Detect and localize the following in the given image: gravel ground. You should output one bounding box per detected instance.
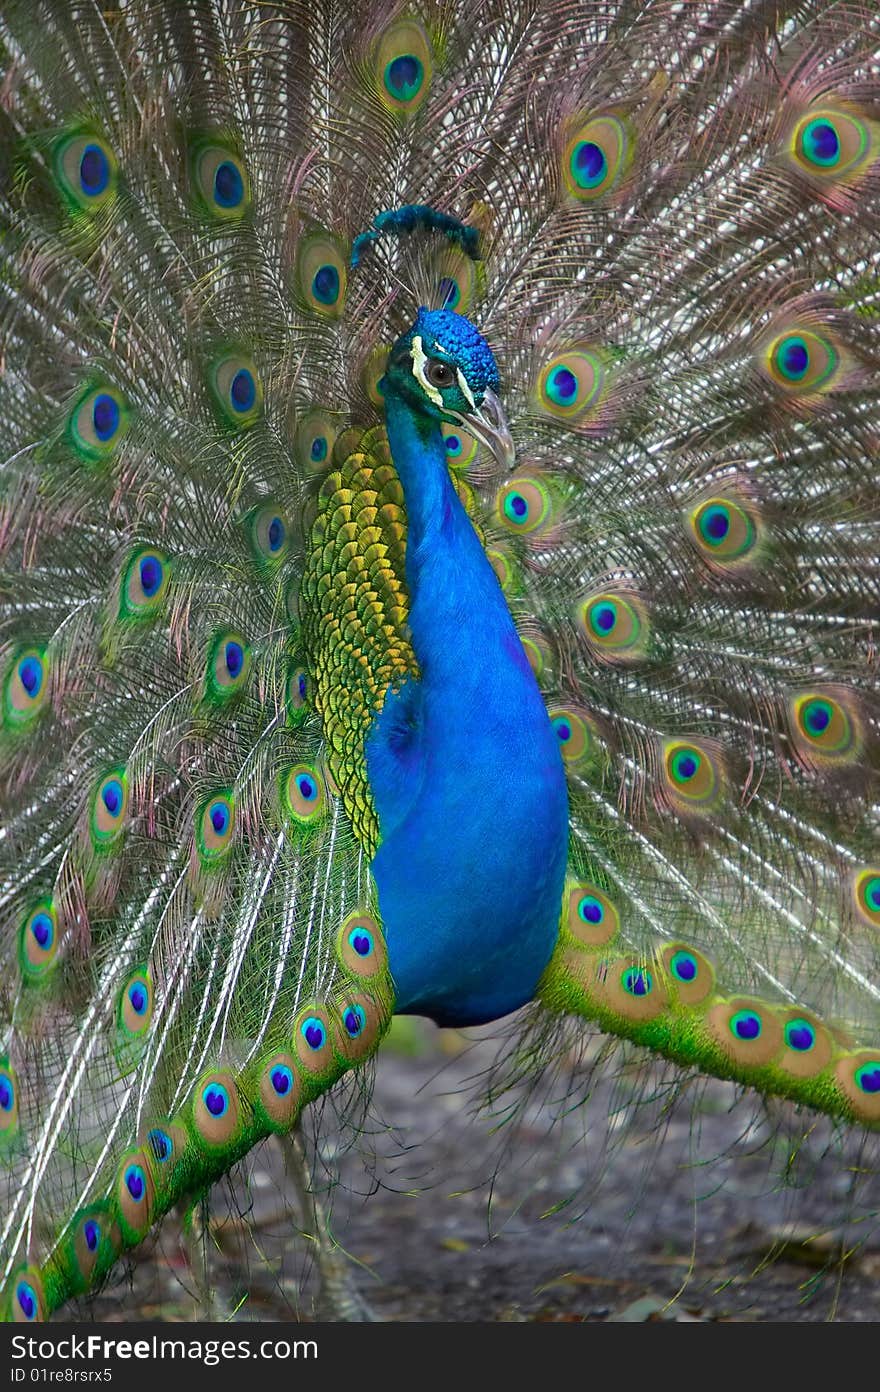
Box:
[75,1020,880,1323]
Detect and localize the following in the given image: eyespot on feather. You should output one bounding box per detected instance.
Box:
[296,233,348,317]
[90,766,129,848]
[293,1006,336,1078]
[852,868,880,929]
[688,495,759,565]
[659,944,715,1005]
[777,1009,833,1078]
[295,409,339,472]
[496,475,554,535]
[660,738,725,814]
[565,881,620,947]
[192,142,250,219]
[68,385,129,463]
[281,763,328,829]
[259,1052,303,1129]
[118,547,170,621]
[205,630,251,703]
[338,912,387,977]
[286,664,312,725]
[579,590,649,663]
[193,1071,241,1146]
[9,1268,46,1322]
[196,791,236,864]
[592,956,669,1021]
[115,1148,155,1238]
[69,1205,118,1291]
[209,353,263,429]
[247,505,289,566]
[19,899,59,979]
[784,106,878,184]
[549,707,602,769]
[835,1052,880,1124]
[117,969,153,1038]
[375,19,433,115]
[761,326,841,395]
[536,348,607,422]
[53,129,117,211]
[441,421,480,471]
[706,997,783,1067]
[3,647,49,729]
[332,992,385,1064]
[562,113,633,201]
[787,688,862,765]
[0,1060,20,1144]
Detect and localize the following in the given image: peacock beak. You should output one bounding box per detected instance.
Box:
[465,389,516,470]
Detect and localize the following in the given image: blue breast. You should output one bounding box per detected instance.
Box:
[367,400,569,1026]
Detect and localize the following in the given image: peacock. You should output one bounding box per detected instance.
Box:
[1,0,879,1324]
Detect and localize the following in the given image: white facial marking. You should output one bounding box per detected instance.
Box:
[411,335,444,408]
[455,367,476,411]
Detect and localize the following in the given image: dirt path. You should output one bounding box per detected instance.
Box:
[81,1022,880,1323]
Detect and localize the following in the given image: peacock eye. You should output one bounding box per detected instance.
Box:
[425,359,455,388]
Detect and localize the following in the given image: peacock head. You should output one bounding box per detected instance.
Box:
[382,307,515,467]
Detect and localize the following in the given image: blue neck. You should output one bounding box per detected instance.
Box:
[367,393,569,1026]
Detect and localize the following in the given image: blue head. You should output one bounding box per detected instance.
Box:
[381,308,513,466]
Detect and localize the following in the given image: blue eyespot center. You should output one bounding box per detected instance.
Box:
[268,516,285,551]
[385,53,424,100]
[702,505,730,542]
[438,276,459,309]
[18,656,43,697]
[139,556,162,596]
[622,967,652,997]
[593,603,616,633]
[344,1004,367,1037]
[553,718,572,744]
[214,159,244,208]
[0,1074,14,1110]
[16,1282,38,1320]
[80,144,110,196]
[302,1017,326,1051]
[128,981,148,1015]
[297,673,307,700]
[731,1010,762,1042]
[83,1219,100,1252]
[30,912,54,950]
[271,1065,292,1096]
[225,641,244,679]
[803,699,831,735]
[670,951,697,982]
[203,1084,229,1118]
[778,336,809,381]
[210,802,230,836]
[350,929,374,957]
[578,895,603,925]
[125,1165,145,1201]
[230,369,256,412]
[856,1063,880,1095]
[148,1129,172,1162]
[803,118,840,167]
[573,140,607,188]
[101,779,123,815]
[785,1020,815,1052]
[547,365,578,403]
[312,264,340,306]
[296,774,316,801]
[92,393,120,442]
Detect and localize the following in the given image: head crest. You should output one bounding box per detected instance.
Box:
[351,204,481,268]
